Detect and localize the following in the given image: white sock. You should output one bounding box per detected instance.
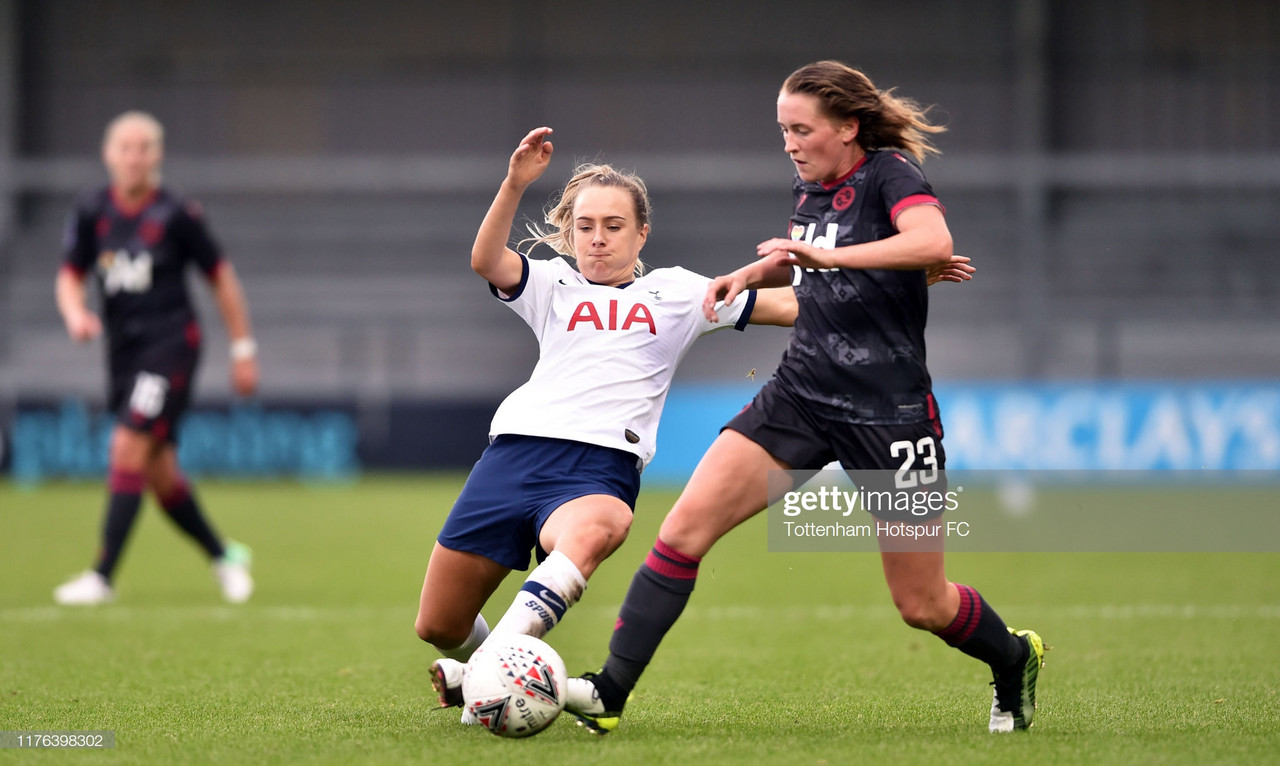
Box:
[490,550,587,638]
[439,613,490,661]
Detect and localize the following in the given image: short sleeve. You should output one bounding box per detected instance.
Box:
[664,267,756,337]
[60,201,97,275]
[877,152,943,225]
[490,256,572,337]
[172,199,224,277]
[700,287,756,336]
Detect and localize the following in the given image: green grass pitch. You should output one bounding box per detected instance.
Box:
[3,476,1278,764]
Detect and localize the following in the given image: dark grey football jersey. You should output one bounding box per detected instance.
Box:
[773,150,942,424]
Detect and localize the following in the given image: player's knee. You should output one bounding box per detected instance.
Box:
[108,428,151,472]
[657,509,714,559]
[893,594,949,632]
[576,510,633,560]
[599,508,633,547]
[414,612,471,648]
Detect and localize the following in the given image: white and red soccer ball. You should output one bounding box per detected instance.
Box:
[462,635,567,738]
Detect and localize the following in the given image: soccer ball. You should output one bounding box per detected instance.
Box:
[462,635,567,738]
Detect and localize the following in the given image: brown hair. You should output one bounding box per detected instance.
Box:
[523,163,651,276]
[781,60,945,162]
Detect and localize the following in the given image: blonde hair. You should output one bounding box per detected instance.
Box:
[523,163,651,277]
[103,110,165,150]
[782,60,945,162]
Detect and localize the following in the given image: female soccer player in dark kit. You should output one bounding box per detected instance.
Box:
[54,111,257,606]
[565,61,1042,735]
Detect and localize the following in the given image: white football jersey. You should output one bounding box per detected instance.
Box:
[489,255,756,468]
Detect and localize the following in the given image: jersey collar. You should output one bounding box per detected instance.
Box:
[819,154,869,191]
[584,277,635,289]
[109,186,159,218]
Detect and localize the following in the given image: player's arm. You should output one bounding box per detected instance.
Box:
[55,266,102,342]
[757,204,953,271]
[473,127,554,294]
[209,262,259,397]
[747,287,797,327]
[701,257,793,321]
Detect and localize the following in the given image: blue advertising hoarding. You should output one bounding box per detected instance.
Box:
[644,382,1280,484]
[3,383,1278,484]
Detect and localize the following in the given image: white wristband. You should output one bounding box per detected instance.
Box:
[230,337,258,361]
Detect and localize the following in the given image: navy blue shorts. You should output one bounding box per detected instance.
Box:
[436,434,642,571]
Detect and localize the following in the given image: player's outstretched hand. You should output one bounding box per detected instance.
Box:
[64,309,102,342]
[702,273,749,322]
[756,237,837,270]
[926,254,975,286]
[232,357,259,397]
[507,127,554,189]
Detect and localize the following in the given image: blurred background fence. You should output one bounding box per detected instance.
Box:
[2,0,1278,481]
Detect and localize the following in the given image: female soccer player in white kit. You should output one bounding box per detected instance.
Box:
[414,127,803,714]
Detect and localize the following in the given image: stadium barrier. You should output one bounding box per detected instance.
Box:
[0,398,495,484]
[644,381,1280,483]
[3,382,1278,484]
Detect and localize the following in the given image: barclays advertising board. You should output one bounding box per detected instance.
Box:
[644,382,1280,483]
[938,383,1280,471]
[3,384,1278,483]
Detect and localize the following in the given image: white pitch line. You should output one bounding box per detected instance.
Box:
[2,603,1279,623]
[0,605,408,623]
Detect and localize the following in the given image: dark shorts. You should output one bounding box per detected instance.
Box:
[725,381,948,520]
[437,434,642,571]
[108,328,200,445]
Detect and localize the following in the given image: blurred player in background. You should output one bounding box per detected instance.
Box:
[415,126,803,719]
[565,61,1041,735]
[52,111,258,606]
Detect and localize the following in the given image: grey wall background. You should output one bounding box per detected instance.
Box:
[2,0,1278,407]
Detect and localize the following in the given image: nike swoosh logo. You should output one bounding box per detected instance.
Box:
[538,588,566,611]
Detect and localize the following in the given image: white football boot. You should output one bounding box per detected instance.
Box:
[214,542,254,604]
[53,571,114,606]
[430,658,479,724]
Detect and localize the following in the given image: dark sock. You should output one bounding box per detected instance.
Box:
[934,583,1024,673]
[93,469,146,582]
[598,538,700,708]
[159,480,226,560]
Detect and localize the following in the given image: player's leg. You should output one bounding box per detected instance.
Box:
[101,425,152,570]
[422,435,575,657]
[56,347,193,605]
[569,429,788,732]
[147,444,254,602]
[54,425,152,605]
[480,436,642,643]
[538,493,633,579]
[148,444,224,559]
[420,436,557,712]
[845,418,1045,732]
[878,543,1044,731]
[416,543,510,652]
[140,341,229,559]
[483,493,631,641]
[416,543,510,708]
